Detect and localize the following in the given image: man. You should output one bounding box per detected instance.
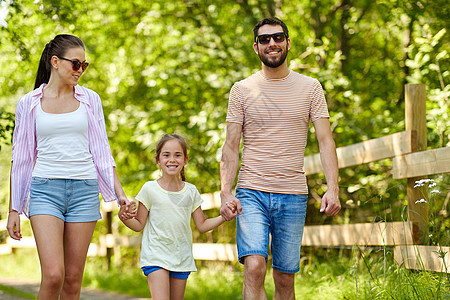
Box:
[220,17,341,300]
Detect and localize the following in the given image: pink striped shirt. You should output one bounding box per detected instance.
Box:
[226,70,329,194]
[11,84,118,216]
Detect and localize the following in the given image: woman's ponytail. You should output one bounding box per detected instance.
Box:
[34,43,51,89]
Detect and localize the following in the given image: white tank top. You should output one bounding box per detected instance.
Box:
[32,101,98,179]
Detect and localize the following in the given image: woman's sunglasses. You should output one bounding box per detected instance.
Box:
[57,56,89,72]
[256,32,286,45]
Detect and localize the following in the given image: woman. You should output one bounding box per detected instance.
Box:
[6,34,133,299]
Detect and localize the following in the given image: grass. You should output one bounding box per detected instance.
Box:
[0,284,35,299]
[0,247,448,299]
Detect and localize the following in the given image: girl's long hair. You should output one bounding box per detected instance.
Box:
[34,34,85,89]
[155,134,188,181]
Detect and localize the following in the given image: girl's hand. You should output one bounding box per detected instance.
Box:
[226,201,237,213]
[220,192,242,221]
[128,201,137,215]
[118,201,129,221]
[119,199,137,221]
[6,211,22,240]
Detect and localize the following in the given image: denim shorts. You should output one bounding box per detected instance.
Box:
[29,177,101,222]
[236,188,308,274]
[141,266,191,280]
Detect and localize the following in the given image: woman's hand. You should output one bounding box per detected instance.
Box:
[6,210,22,240]
[118,198,137,221]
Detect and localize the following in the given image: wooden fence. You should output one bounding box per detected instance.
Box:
[1,84,449,273]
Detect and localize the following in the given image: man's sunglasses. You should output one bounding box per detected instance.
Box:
[57,56,89,72]
[256,32,286,45]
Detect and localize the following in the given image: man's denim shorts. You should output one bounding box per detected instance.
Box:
[29,177,101,222]
[236,188,308,274]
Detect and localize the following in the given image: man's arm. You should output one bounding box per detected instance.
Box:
[220,122,243,220]
[313,118,341,216]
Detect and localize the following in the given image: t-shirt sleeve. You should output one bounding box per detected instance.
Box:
[135,182,152,211]
[226,83,244,124]
[191,186,203,213]
[310,80,330,122]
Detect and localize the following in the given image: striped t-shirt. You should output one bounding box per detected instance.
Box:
[226,70,329,194]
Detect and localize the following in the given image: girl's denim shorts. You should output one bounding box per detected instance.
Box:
[141,266,191,280]
[29,177,101,222]
[236,188,308,274]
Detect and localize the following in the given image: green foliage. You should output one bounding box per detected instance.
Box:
[0,284,35,299]
[413,177,450,246]
[82,258,150,297]
[0,111,14,151]
[298,247,450,300]
[0,248,40,281]
[3,246,449,299]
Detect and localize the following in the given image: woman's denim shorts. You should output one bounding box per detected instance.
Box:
[236,188,308,274]
[29,177,101,222]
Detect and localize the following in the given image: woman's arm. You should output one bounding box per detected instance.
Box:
[113,167,128,204]
[113,167,137,218]
[192,207,225,233]
[7,163,21,240]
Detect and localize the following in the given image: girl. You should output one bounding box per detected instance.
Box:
[119,134,226,300]
[6,34,134,299]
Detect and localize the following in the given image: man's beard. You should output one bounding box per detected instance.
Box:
[258,46,288,68]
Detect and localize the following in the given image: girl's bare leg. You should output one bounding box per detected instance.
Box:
[148,268,171,300]
[169,277,187,300]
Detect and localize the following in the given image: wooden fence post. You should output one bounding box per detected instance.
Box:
[405,83,429,244]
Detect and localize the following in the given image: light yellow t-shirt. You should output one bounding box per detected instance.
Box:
[136,180,203,272]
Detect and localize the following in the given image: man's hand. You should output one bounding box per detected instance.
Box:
[6,211,22,240]
[319,189,341,216]
[220,192,242,221]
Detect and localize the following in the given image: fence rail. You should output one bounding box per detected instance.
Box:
[392,146,450,179]
[304,130,415,175]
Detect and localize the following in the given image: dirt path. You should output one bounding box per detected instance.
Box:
[0,277,150,300]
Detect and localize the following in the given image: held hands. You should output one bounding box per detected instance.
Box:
[6,210,22,240]
[118,198,137,222]
[319,189,341,216]
[226,201,237,212]
[220,192,242,221]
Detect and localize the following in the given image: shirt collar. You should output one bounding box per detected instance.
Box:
[29,84,89,112]
[73,85,90,106]
[29,84,45,112]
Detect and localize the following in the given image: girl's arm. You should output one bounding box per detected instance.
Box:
[119,201,149,232]
[192,207,225,233]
